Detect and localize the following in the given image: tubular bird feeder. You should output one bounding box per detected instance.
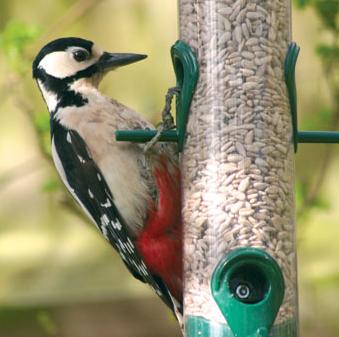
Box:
[179,1,297,336]
[116,0,339,336]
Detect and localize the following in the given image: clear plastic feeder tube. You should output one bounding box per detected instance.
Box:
[179,0,298,336]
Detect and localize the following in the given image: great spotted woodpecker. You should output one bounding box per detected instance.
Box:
[32,37,182,319]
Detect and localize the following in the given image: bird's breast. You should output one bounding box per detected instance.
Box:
[96,145,152,235]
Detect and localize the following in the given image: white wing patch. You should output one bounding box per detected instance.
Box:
[51,136,98,228]
[100,214,109,225]
[111,220,122,231]
[66,132,72,144]
[118,239,127,252]
[126,238,135,253]
[140,262,148,276]
[88,189,94,199]
[77,155,86,163]
[101,198,112,208]
[100,213,111,240]
[52,136,125,249]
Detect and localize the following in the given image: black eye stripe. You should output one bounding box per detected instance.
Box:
[73,50,90,62]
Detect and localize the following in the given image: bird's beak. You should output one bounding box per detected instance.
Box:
[97,52,147,71]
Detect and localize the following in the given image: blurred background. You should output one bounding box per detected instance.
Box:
[0,0,338,336]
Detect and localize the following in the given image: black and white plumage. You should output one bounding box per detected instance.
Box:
[32,37,182,320]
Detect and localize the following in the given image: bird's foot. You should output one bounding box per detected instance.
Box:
[143,87,179,153]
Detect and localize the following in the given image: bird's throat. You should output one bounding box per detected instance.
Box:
[38,78,88,115]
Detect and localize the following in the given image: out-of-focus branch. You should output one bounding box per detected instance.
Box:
[7,76,52,162]
[59,194,92,224]
[0,158,42,190]
[30,0,106,53]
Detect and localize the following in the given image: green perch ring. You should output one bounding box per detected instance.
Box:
[115,40,199,152]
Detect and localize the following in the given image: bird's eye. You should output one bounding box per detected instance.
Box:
[73,50,90,62]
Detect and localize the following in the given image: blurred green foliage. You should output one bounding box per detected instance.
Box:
[0,21,41,74]
[293,0,338,219]
[295,0,338,30]
[33,112,53,159]
[36,311,57,336]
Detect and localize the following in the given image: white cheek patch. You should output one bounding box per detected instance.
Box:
[39,50,98,79]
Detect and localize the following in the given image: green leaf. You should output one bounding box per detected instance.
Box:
[314,0,338,30]
[41,178,60,193]
[294,0,312,9]
[316,43,339,61]
[294,0,338,31]
[34,113,50,133]
[0,21,41,73]
[36,311,57,336]
[311,195,330,210]
[295,180,307,209]
[316,107,331,122]
[301,107,333,130]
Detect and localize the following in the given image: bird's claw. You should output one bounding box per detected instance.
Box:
[143,86,180,153]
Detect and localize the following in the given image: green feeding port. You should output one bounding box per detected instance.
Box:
[185,248,285,337]
[115,40,199,152]
[210,248,285,337]
[228,263,269,305]
[185,248,290,337]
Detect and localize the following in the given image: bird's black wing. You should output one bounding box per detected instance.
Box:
[50,120,180,314]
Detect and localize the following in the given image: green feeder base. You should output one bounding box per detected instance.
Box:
[210,248,285,337]
[185,316,297,337]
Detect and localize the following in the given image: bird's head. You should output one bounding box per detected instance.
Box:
[32,37,147,111]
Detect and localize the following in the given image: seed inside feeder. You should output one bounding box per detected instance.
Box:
[179,0,297,332]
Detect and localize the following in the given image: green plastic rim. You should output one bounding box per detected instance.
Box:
[171,40,199,151]
[210,248,285,337]
[185,315,297,337]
